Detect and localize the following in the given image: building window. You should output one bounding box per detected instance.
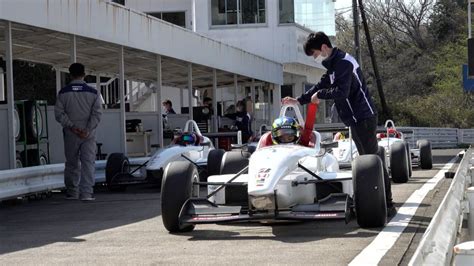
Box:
[279,0,295,24]
[112,0,125,5]
[211,0,266,26]
[148,12,186,28]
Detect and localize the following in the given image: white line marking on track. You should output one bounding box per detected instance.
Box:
[349,155,459,266]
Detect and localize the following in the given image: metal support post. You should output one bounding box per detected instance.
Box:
[272,84,281,122]
[156,55,164,148]
[188,63,193,121]
[234,74,238,104]
[212,69,218,132]
[5,21,16,169]
[119,46,127,154]
[56,68,62,93]
[251,79,256,135]
[70,35,77,63]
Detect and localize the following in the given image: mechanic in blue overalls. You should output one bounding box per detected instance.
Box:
[55,63,102,201]
[282,32,394,215]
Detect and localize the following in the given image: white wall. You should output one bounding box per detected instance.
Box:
[125,0,332,69]
[194,0,329,69]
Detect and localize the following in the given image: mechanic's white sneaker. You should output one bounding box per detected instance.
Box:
[80,195,95,201]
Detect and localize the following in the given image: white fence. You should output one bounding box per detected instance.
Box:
[398,127,462,149]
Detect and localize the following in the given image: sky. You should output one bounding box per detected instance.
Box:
[335,0,354,13]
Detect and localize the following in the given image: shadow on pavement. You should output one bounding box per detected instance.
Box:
[0,184,161,255]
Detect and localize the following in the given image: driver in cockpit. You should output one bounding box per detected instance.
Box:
[271,116,301,144]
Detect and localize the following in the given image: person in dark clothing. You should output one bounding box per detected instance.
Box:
[226,100,253,143]
[282,32,394,214]
[162,99,176,114]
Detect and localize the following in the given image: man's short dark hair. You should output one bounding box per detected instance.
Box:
[203,97,212,103]
[303,32,332,56]
[163,99,172,107]
[69,63,85,78]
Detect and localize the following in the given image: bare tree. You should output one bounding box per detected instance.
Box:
[365,0,435,50]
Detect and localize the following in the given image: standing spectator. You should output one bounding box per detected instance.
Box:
[203,97,213,108]
[162,99,176,114]
[226,100,253,142]
[55,63,102,201]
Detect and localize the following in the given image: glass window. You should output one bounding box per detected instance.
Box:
[147,12,186,28]
[279,0,295,24]
[211,0,265,26]
[294,0,335,34]
[241,0,257,24]
[162,12,186,28]
[112,0,125,5]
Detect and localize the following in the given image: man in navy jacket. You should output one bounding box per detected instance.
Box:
[283,32,394,213]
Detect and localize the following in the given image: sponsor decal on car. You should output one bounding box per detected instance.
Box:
[256,168,271,186]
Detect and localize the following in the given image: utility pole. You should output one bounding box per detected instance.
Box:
[358,0,391,119]
[352,0,361,64]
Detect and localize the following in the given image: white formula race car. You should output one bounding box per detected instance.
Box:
[331,120,433,184]
[376,120,432,183]
[160,103,389,233]
[105,120,225,191]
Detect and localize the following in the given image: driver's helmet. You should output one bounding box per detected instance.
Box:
[176,132,196,146]
[387,128,399,138]
[333,132,345,141]
[271,116,301,144]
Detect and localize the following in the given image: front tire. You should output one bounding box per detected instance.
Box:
[220,151,250,174]
[161,161,199,233]
[105,153,129,192]
[390,142,409,183]
[206,149,225,180]
[418,140,432,169]
[353,155,387,228]
[404,141,413,177]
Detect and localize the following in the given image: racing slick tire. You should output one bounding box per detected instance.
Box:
[161,161,199,233]
[206,149,226,180]
[390,142,409,183]
[105,153,129,192]
[418,139,433,169]
[353,155,387,228]
[376,146,386,170]
[220,151,250,175]
[404,141,413,177]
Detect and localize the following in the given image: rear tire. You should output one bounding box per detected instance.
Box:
[20,149,48,166]
[376,146,386,170]
[13,107,20,141]
[105,153,129,192]
[390,142,409,183]
[418,140,432,169]
[353,155,387,228]
[206,149,225,180]
[16,151,23,168]
[220,151,249,175]
[161,161,199,233]
[404,141,413,177]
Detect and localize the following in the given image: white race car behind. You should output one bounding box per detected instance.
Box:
[331,120,433,183]
[105,120,225,191]
[160,103,390,233]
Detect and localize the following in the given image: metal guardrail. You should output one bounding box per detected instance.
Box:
[0,158,148,201]
[409,148,473,265]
